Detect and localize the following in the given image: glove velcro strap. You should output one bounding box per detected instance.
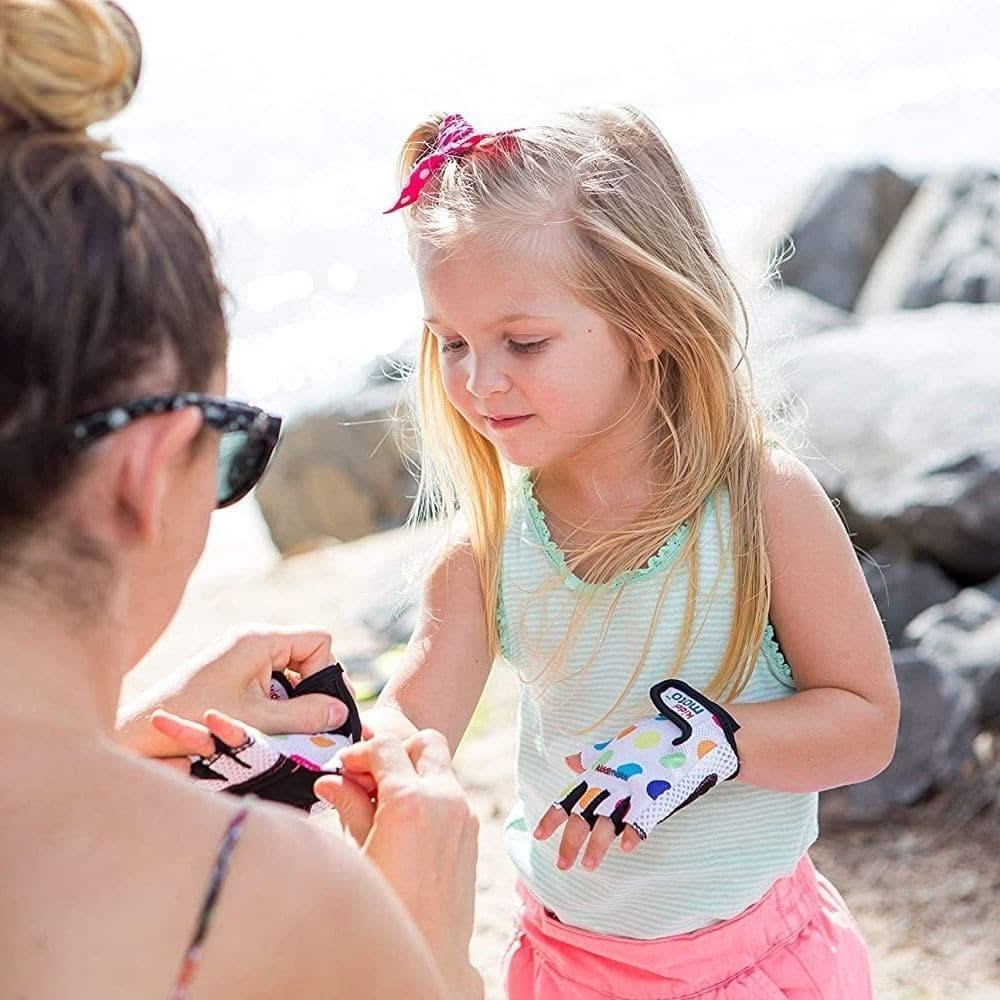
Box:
[648,678,741,778]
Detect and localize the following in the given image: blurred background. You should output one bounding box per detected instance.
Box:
[117,0,1000,413]
[114,0,1000,580]
[123,5,1000,996]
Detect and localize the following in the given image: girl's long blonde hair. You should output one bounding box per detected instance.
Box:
[397,106,771,707]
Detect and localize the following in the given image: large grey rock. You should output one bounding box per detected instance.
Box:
[861,547,958,647]
[775,305,1000,579]
[857,169,1000,314]
[256,378,416,552]
[904,588,1000,729]
[832,649,978,820]
[774,165,918,311]
[982,574,1000,602]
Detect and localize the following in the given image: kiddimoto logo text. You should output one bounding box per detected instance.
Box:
[596,764,635,782]
[669,691,705,718]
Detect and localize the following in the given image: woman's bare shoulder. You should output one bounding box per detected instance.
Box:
[181,793,446,999]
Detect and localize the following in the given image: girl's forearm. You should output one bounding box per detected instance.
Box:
[722,688,898,793]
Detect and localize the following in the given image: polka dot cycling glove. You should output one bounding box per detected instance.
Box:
[188,662,362,815]
[556,679,741,841]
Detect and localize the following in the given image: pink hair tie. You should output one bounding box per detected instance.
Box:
[384,113,520,214]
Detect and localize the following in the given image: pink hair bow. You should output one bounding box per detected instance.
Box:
[384,113,520,214]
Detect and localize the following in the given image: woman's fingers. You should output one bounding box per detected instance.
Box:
[150,710,215,756]
[403,729,453,776]
[256,690,347,736]
[314,774,376,846]
[338,734,416,787]
[265,628,335,678]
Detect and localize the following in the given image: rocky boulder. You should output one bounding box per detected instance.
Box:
[256,377,416,553]
[830,649,978,820]
[904,588,1000,729]
[771,165,918,311]
[861,546,958,648]
[774,304,1000,580]
[857,169,1000,314]
[749,285,853,350]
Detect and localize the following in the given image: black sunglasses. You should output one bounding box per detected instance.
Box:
[66,394,282,509]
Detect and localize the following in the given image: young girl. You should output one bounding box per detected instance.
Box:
[370,107,899,998]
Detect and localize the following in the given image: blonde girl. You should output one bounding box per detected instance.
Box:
[369,108,898,998]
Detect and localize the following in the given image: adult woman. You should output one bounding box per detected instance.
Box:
[0,1,480,996]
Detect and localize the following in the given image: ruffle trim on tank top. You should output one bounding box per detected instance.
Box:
[761,620,796,688]
[521,474,698,592]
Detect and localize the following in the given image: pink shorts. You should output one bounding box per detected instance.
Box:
[503,854,872,999]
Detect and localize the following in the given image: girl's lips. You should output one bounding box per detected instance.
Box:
[485,414,532,430]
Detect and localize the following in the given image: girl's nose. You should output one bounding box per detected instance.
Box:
[464,354,510,398]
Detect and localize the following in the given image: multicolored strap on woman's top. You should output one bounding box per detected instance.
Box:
[169,805,249,999]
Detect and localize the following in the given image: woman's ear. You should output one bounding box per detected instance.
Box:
[109,407,205,547]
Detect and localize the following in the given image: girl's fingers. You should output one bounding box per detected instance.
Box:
[202,709,252,748]
[621,826,643,854]
[533,803,570,841]
[159,756,198,775]
[150,710,215,756]
[581,818,618,871]
[564,752,585,775]
[556,814,591,871]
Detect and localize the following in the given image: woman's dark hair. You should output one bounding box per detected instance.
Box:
[0,0,227,555]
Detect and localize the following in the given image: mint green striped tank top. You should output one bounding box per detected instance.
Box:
[499,475,818,938]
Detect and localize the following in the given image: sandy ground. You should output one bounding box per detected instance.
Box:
[135,523,1000,1000]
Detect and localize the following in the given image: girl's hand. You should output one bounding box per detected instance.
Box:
[534,679,741,871]
[117,627,351,756]
[533,754,643,871]
[316,731,481,996]
[150,708,378,841]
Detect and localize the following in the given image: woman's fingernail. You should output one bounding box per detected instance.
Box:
[327,702,348,728]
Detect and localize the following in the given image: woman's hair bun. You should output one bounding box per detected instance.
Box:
[0,0,141,133]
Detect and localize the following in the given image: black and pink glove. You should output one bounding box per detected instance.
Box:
[188,663,362,814]
[556,679,741,840]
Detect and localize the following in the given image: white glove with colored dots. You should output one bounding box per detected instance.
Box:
[555,679,741,840]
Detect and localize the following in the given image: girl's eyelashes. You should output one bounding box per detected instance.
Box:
[438,337,549,356]
[508,338,549,354]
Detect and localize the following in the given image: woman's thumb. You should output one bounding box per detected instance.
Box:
[259,693,348,735]
[315,775,375,845]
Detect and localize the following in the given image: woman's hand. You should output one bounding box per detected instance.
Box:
[316,732,482,997]
[151,715,480,996]
[117,627,350,757]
